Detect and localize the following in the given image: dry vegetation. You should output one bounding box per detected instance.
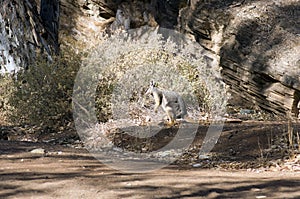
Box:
[0,27,299,172]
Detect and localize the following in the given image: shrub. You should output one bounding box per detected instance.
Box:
[1,50,81,128]
[0,74,14,125]
[74,27,228,125]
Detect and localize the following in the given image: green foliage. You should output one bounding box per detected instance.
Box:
[1,51,81,127]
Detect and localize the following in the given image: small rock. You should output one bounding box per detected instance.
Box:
[255,196,267,199]
[240,109,254,114]
[251,188,261,192]
[199,154,210,159]
[192,163,202,168]
[30,148,45,154]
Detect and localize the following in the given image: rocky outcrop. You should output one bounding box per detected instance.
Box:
[180,0,300,117]
[59,0,184,49]
[0,0,59,73]
[64,0,299,117]
[99,0,185,29]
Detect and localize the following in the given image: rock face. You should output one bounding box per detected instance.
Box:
[180,0,300,117]
[40,0,60,54]
[0,0,59,73]
[63,0,300,117]
[59,0,184,50]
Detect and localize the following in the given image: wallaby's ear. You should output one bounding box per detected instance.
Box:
[150,80,158,87]
[150,80,155,87]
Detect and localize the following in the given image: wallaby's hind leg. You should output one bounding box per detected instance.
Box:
[165,107,176,126]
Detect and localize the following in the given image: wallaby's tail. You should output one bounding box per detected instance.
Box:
[176,96,187,119]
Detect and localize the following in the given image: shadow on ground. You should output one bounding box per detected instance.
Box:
[0,121,300,198]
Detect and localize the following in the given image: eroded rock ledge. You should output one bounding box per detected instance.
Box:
[180,0,300,117]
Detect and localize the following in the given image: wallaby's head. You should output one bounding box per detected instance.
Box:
[145,80,158,95]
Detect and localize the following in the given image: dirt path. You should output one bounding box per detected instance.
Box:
[0,140,299,199]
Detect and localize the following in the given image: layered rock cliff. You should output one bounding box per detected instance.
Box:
[180,0,300,117]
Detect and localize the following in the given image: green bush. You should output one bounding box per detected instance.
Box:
[1,51,81,128]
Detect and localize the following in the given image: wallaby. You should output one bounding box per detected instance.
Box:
[145,81,187,125]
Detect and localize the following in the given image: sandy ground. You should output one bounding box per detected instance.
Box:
[0,138,299,199]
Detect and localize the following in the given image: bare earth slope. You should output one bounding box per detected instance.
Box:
[0,141,299,199]
[1,121,300,198]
